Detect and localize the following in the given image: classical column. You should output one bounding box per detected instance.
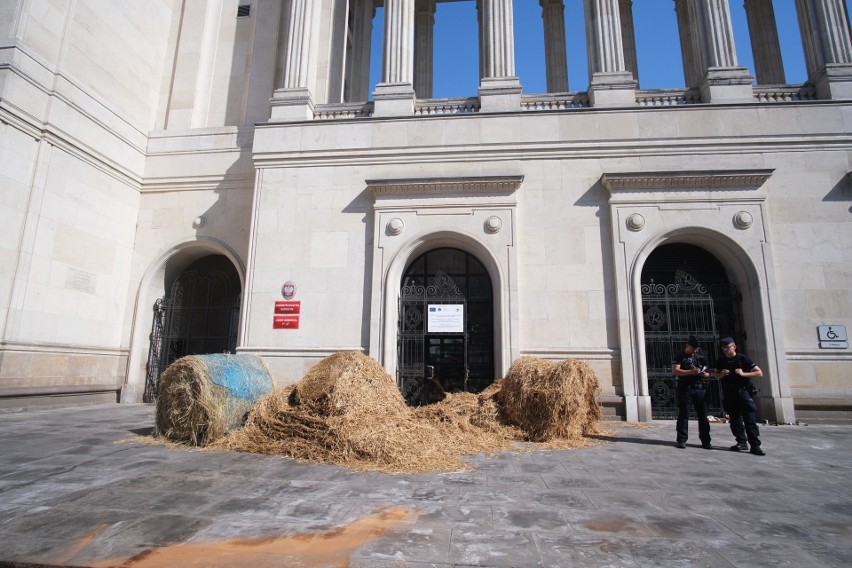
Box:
[344,1,375,103]
[270,0,320,120]
[414,0,436,98]
[478,0,522,111]
[744,0,785,84]
[541,0,569,93]
[795,0,852,99]
[327,0,350,104]
[373,0,416,116]
[584,0,637,106]
[675,0,702,88]
[619,0,639,87]
[680,0,754,103]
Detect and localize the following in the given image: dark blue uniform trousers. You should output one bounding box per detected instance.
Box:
[725,387,761,447]
[676,385,711,445]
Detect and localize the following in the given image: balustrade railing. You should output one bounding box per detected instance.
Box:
[753,84,816,102]
[313,102,374,119]
[521,92,588,110]
[310,83,819,120]
[414,97,480,115]
[636,88,701,106]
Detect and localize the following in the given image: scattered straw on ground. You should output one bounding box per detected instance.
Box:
[184,352,603,474]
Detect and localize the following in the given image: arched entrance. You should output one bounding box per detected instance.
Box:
[143,255,241,402]
[397,248,494,405]
[641,243,744,419]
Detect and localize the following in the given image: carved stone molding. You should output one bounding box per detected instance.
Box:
[626,213,645,231]
[386,217,405,235]
[601,170,773,193]
[368,175,524,198]
[484,216,503,233]
[733,211,753,229]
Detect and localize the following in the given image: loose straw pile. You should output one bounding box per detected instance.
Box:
[209,352,602,473]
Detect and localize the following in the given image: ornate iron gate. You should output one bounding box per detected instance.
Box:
[397,249,494,405]
[143,258,240,403]
[642,269,741,419]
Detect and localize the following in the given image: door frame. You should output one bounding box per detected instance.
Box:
[603,169,795,423]
[397,249,495,403]
[367,176,522,384]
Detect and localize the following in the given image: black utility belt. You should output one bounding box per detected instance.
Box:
[678,377,706,389]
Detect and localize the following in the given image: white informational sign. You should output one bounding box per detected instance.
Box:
[818,325,848,349]
[427,304,464,333]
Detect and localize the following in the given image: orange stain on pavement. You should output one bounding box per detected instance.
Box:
[55,523,109,565]
[86,507,416,568]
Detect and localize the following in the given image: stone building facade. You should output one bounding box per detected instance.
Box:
[1,0,850,423]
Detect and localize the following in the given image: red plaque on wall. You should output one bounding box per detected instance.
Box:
[273,315,300,329]
[274,301,301,314]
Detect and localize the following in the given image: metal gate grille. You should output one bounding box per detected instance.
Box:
[642,270,741,419]
[398,249,494,405]
[143,260,240,403]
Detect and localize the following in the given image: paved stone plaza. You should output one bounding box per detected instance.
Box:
[0,403,849,567]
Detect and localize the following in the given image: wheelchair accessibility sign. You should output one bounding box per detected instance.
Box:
[818,325,848,349]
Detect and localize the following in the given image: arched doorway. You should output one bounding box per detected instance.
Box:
[397,248,494,405]
[641,243,744,419]
[143,255,241,402]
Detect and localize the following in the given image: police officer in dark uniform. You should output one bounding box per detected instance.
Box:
[713,337,765,456]
[672,335,712,449]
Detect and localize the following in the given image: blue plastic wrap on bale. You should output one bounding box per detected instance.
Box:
[197,354,273,403]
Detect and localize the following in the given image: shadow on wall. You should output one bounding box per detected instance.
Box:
[574,177,618,347]
[823,172,852,213]
[344,187,375,352]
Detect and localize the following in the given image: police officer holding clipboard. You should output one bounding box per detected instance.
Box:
[672,335,712,449]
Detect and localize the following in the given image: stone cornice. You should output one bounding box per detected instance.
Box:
[141,174,255,193]
[367,175,524,198]
[601,170,774,193]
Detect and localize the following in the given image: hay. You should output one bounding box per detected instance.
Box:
[293,351,409,417]
[497,356,602,442]
[213,352,493,472]
[209,352,603,474]
[155,354,274,447]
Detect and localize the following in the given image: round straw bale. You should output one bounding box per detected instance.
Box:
[293,351,408,417]
[155,353,274,446]
[498,356,601,442]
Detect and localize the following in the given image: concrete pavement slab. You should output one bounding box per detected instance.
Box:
[0,403,850,567]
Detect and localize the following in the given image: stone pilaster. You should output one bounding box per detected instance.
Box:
[744,0,786,84]
[541,0,569,93]
[190,0,223,128]
[414,0,436,99]
[584,0,637,107]
[478,0,522,112]
[374,0,416,116]
[270,0,319,121]
[795,0,852,99]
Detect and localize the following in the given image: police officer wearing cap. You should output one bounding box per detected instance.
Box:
[713,337,765,456]
[672,335,712,449]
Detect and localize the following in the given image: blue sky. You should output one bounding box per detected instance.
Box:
[369,0,852,98]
